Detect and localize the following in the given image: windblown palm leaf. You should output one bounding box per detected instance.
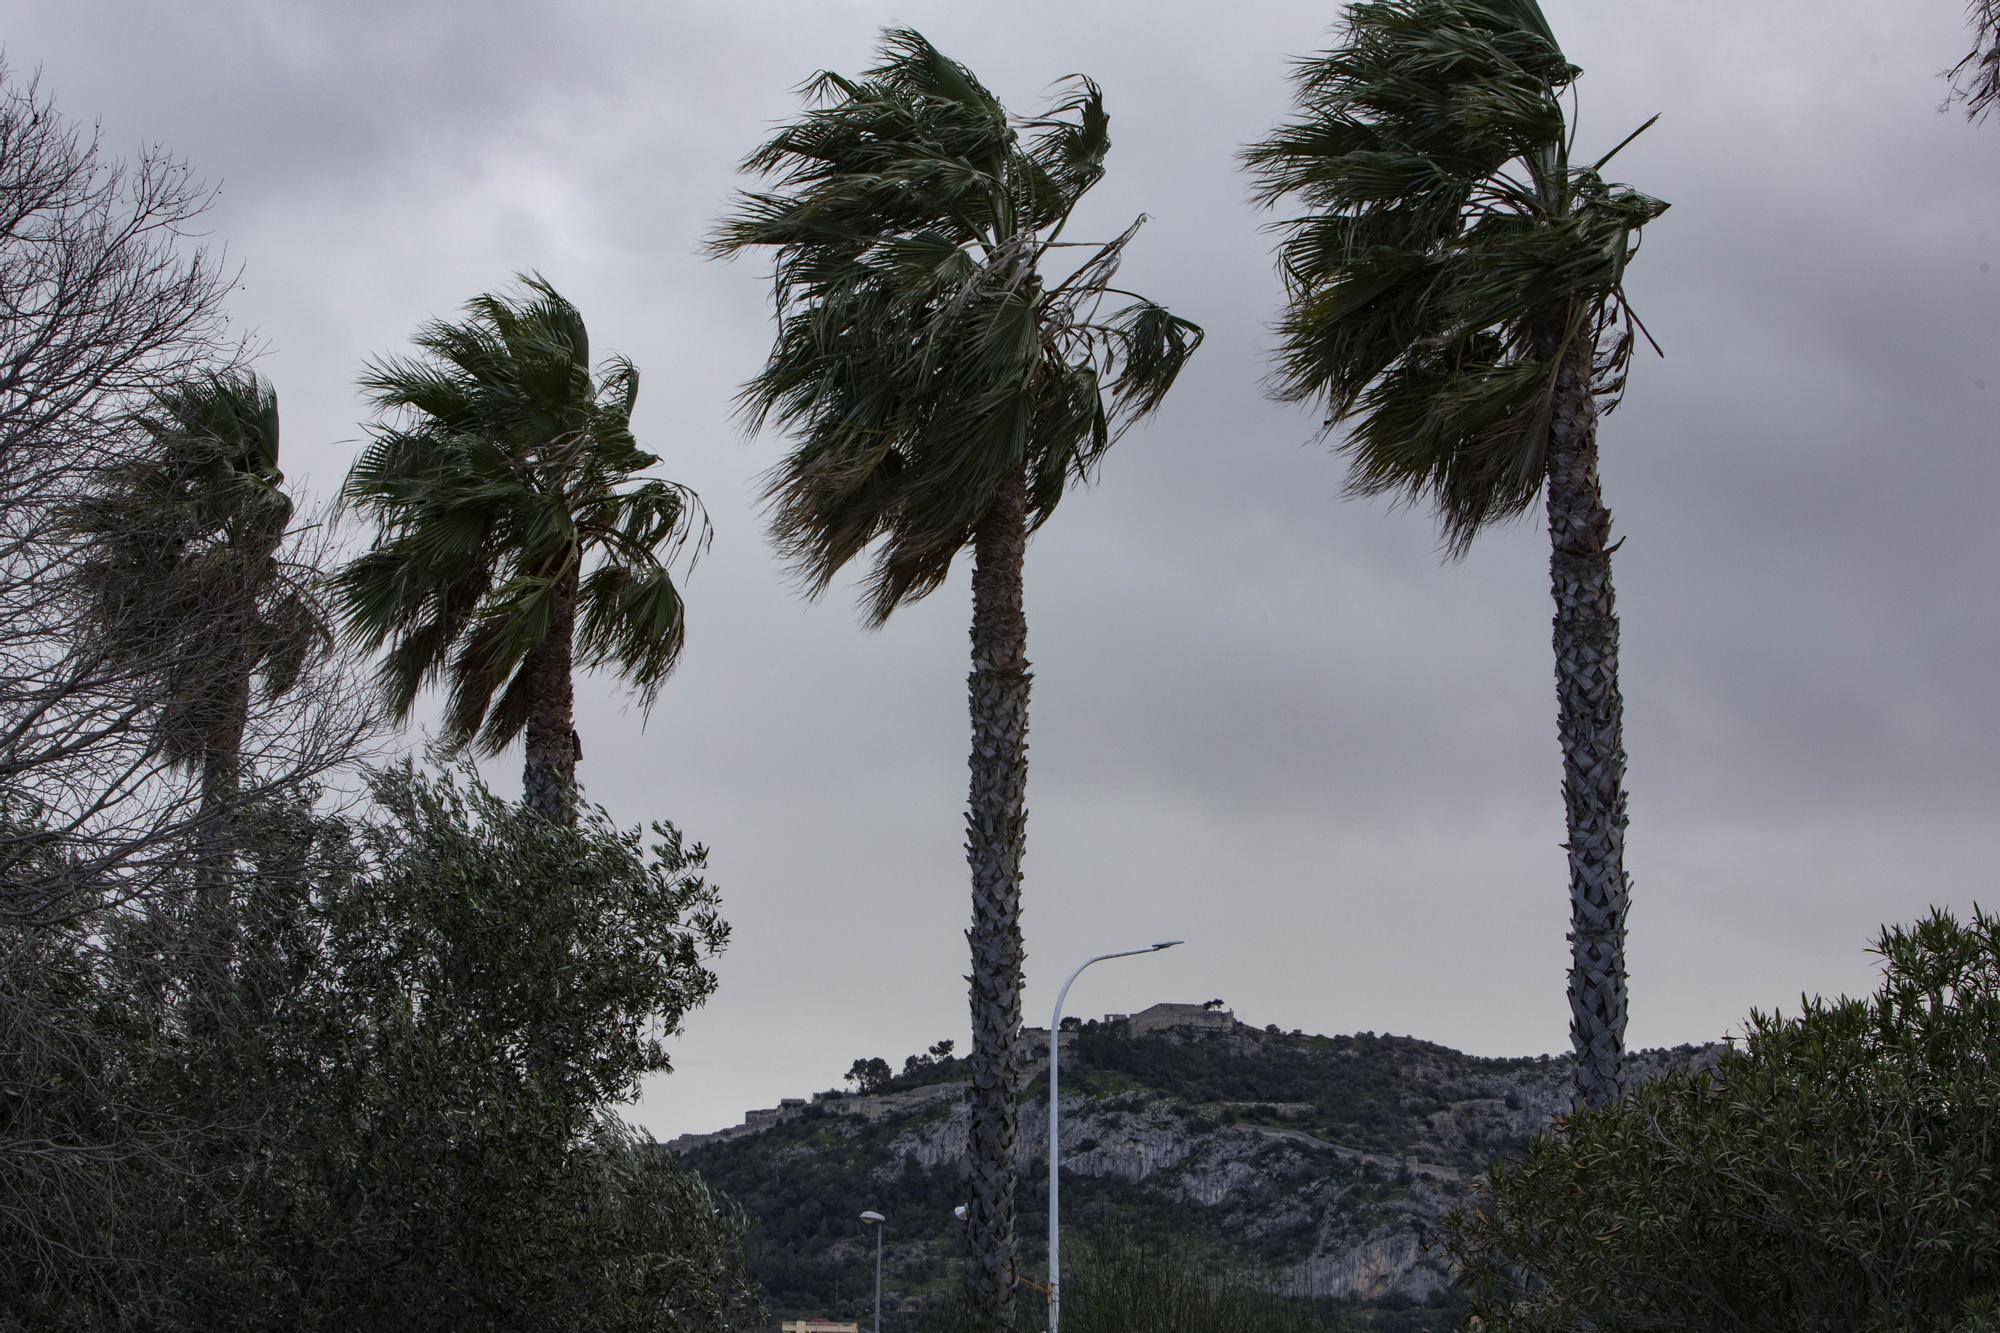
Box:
[64,371,323,783]
[1247,0,1666,1111]
[1244,0,1665,554]
[712,28,1201,623]
[1952,0,2000,121]
[336,275,706,768]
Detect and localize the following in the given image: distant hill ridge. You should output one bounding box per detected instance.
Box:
[667,1002,1236,1153]
[676,1005,1719,1327]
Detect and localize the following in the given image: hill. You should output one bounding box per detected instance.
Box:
[674,1005,1718,1329]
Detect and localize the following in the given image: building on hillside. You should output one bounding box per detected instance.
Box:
[1125,1002,1235,1036]
[1019,1024,1076,1052]
[778,1320,858,1333]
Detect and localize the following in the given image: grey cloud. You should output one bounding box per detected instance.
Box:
[8,0,1996,1139]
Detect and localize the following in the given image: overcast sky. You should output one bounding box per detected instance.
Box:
[8,0,1995,1139]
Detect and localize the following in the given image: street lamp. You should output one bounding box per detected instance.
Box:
[858,1210,885,1333]
[1047,940,1182,1333]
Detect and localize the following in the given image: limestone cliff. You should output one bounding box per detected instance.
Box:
[678,1015,1719,1327]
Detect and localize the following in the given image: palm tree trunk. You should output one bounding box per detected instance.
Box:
[1545,338,1632,1111]
[521,566,580,824]
[188,668,250,1027]
[964,469,1030,1329]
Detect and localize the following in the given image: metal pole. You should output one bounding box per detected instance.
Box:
[1046,941,1180,1333]
[859,1211,885,1333]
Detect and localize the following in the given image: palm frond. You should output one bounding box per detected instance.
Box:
[1950,0,2000,121]
[1245,0,1666,553]
[715,28,1199,623]
[337,277,703,746]
[58,370,322,768]
[577,561,687,704]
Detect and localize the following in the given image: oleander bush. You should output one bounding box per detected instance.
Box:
[1445,907,2000,1332]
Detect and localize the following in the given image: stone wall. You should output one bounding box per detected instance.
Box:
[1126,1002,1236,1036]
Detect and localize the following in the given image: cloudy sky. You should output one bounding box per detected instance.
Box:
[9,0,1994,1139]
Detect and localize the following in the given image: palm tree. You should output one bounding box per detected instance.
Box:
[336,276,705,824]
[63,370,322,929]
[1951,1,1999,121]
[713,31,1200,1324]
[1245,0,1668,1110]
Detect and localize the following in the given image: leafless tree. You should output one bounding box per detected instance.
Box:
[0,62,376,1307]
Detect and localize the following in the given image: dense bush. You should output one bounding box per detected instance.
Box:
[1055,1231,1321,1333]
[1445,907,2000,1332]
[923,1229,1437,1333]
[3,764,761,1331]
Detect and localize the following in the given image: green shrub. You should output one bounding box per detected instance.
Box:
[1445,907,2000,1332]
[928,1230,1319,1333]
[4,764,761,1332]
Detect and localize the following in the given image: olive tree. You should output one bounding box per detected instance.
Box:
[1445,907,2000,1331]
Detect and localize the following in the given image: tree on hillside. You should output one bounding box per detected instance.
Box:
[713,30,1201,1323]
[337,276,707,823]
[847,1057,894,1093]
[1246,0,1668,1108]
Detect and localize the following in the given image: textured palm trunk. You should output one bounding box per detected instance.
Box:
[964,470,1030,1330]
[1545,338,1632,1111]
[521,565,581,825]
[189,636,254,1008]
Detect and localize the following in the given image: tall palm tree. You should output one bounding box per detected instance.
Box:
[713,30,1200,1324]
[63,371,322,953]
[336,276,705,824]
[1245,0,1668,1109]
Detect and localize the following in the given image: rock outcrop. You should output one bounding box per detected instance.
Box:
[678,1009,1721,1323]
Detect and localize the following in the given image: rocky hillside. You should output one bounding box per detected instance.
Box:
[675,1008,1718,1329]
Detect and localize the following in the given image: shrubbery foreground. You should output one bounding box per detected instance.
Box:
[5,763,761,1330]
[1446,906,2000,1332]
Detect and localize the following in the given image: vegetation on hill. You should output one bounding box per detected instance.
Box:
[682,1017,1641,1329]
[1071,1023,1555,1171]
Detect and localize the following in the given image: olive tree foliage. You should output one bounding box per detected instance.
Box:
[1444,907,2000,1332]
[8,763,760,1332]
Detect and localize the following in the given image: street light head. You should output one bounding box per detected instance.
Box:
[859,1210,884,1225]
[1152,939,1184,951]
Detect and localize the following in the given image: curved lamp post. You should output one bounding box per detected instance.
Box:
[1047,940,1182,1333]
[859,1210,884,1333]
